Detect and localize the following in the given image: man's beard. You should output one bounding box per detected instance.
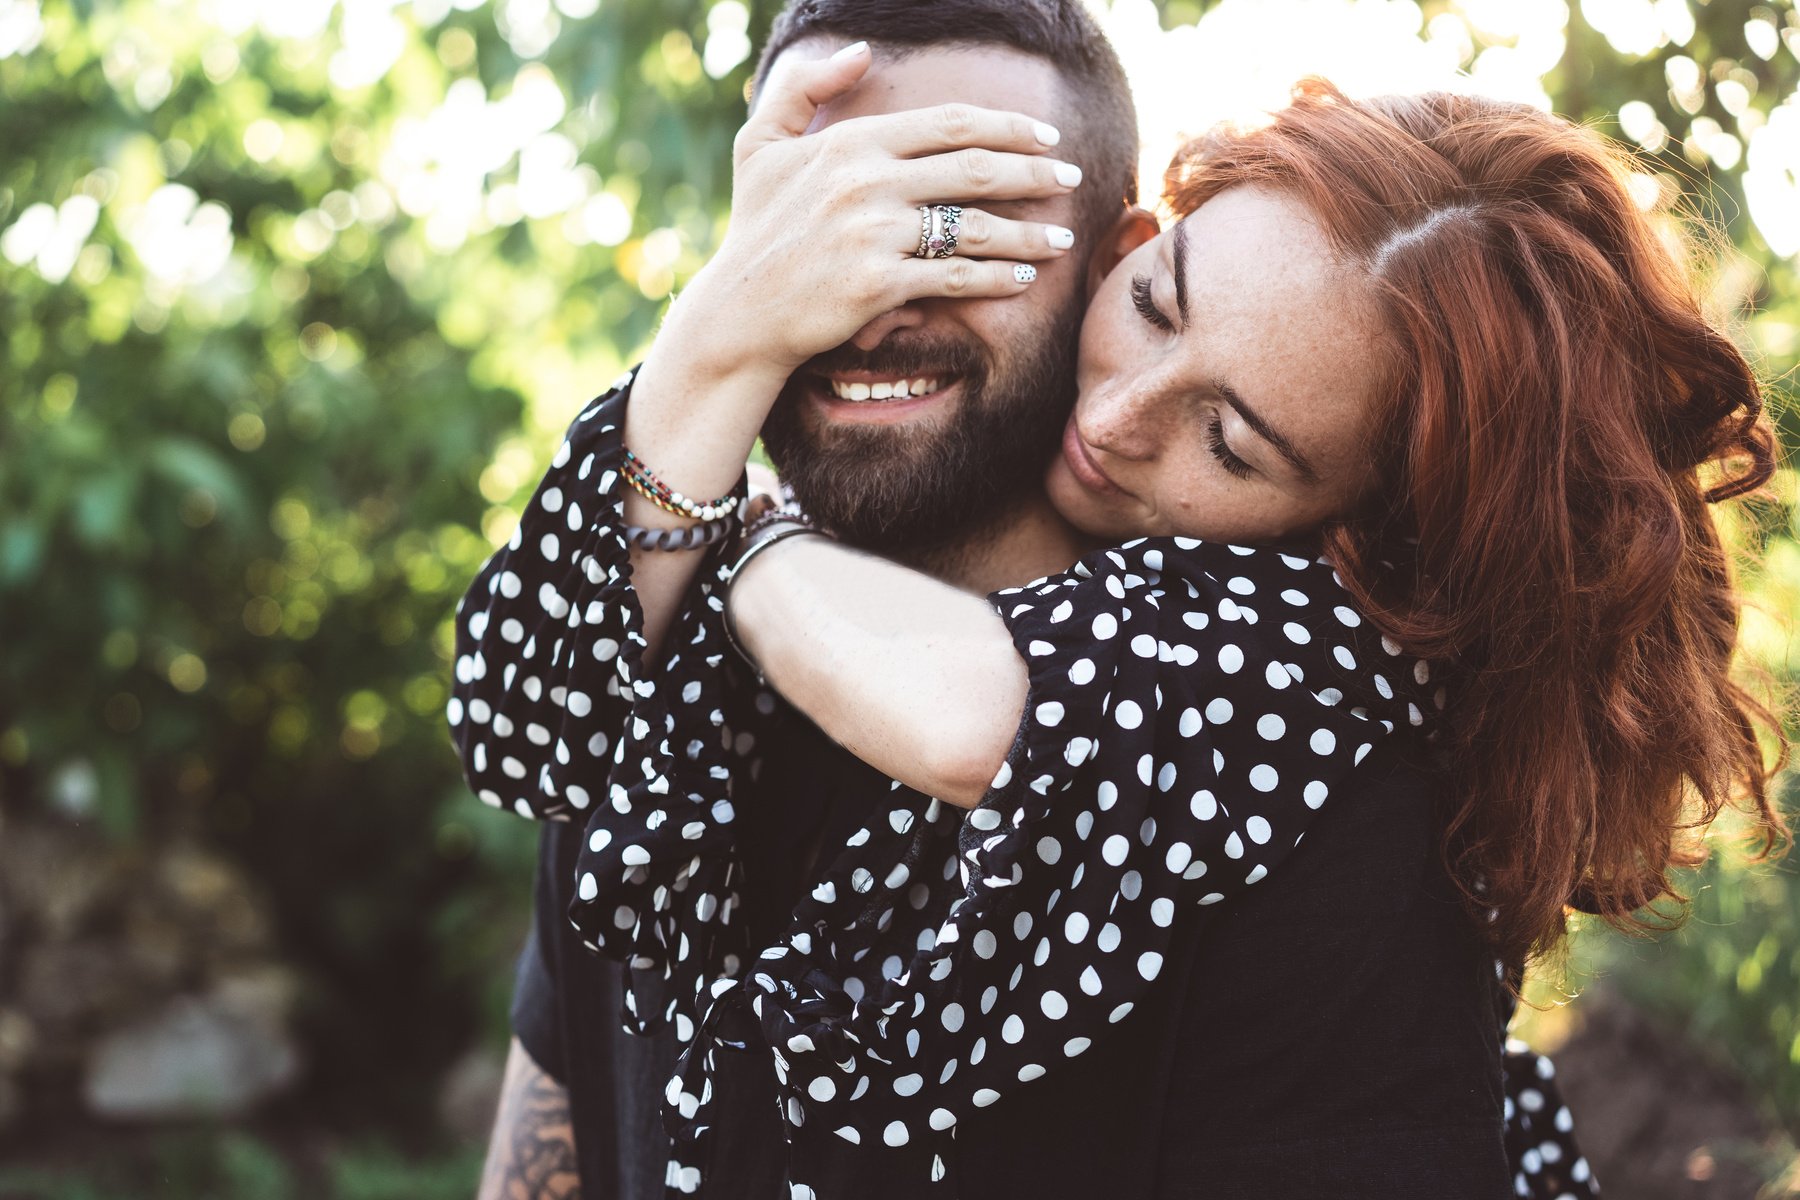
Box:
[760,303,1083,557]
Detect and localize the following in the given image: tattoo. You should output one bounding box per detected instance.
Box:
[479,1039,582,1200]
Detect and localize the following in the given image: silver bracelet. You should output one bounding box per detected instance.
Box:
[720,521,831,680]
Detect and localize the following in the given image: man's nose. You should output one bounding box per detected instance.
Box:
[849,305,928,352]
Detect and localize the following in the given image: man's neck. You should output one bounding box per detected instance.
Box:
[898,491,1098,595]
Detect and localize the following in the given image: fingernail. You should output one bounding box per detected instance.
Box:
[1034,121,1061,146]
[1014,264,1038,283]
[1054,161,1083,187]
[832,40,869,60]
[1046,225,1075,250]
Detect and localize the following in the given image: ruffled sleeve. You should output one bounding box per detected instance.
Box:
[667,536,1443,1192]
[447,367,775,1036]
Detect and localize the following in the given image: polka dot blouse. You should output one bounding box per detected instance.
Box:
[448,372,1599,1200]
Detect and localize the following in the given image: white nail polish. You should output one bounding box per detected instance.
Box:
[1034,122,1061,146]
[1046,226,1074,250]
[832,40,869,60]
[1054,161,1083,188]
[1014,264,1037,283]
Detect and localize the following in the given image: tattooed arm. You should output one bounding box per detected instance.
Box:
[478,1038,581,1200]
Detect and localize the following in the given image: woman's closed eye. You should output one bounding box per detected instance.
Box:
[1206,413,1255,479]
[1130,273,1174,333]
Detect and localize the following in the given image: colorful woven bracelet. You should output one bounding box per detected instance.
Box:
[622,448,742,523]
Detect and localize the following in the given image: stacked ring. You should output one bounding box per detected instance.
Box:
[914,204,963,259]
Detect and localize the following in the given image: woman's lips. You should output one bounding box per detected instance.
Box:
[1061,418,1126,496]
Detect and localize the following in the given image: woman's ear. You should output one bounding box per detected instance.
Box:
[1084,206,1161,303]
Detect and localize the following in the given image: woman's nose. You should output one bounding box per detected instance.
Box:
[1082,385,1167,462]
[849,305,927,351]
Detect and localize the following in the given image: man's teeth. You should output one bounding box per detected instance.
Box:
[827,377,944,402]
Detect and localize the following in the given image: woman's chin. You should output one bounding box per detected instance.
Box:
[1045,459,1139,542]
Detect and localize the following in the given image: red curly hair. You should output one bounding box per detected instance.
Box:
[1164,80,1787,968]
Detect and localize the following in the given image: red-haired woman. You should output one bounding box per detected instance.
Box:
[452,68,1785,1200]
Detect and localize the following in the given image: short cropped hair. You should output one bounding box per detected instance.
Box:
[753,0,1139,240]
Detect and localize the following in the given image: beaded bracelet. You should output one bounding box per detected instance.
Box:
[623,447,742,522]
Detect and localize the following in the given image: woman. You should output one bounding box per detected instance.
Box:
[451,51,1784,1199]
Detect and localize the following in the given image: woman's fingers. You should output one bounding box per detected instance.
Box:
[865,103,1064,159]
[735,41,872,162]
[893,256,1042,303]
[899,146,1082,205]
[905,206,1074,262]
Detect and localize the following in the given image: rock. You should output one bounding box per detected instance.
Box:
[83,988,300,1120]
[1551,987,1797,1198]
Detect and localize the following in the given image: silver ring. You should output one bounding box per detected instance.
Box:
[913,204,963,259]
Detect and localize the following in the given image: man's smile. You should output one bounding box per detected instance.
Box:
[804,372,966,425]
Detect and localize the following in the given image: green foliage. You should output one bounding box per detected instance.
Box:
[0,0,769,1129]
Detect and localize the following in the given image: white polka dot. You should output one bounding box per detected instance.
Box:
[884,1120,909,1146]
[1166,842,1193,873]
[1064,1037,1091,1056]
[1068,658,1096,685]
[1041,990,1068,1019]
[1333,605,1361,627]
[1256,713,1285,740]
[1217,644,1244,673]
[1264,661,1291,689]
[1205,697,1233,724]
[1114,700,1143,729]
[893,1073,923,1096]
[1130,634,1158,658]
[1249,764,1279,791]
[1178,707,1202,737]
[808,1077,837,1101]
[1035,701,1065,727]
[1091,612,1118,640]
[1138,951,1163,980]
[1065,912,1089,943]
[942,1003,965,1032]
[973,930,997,958]
[1079,965,1102,994]
[1190,790,1217,820]
[1150,897,1175,926]
[1002,1013,1026,1043]
[930,1108,957,1131]
[1017,1063,1046,1082]
[1101,835,1129,866]
[1246,815,1272,844]
[1304,781,1328,808]
[1310,728,1336,754]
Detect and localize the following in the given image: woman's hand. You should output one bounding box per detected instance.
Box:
[674,40,1084,383]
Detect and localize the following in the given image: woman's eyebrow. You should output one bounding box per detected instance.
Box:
[1172,219,1192,329]
[1217,381,1320,482]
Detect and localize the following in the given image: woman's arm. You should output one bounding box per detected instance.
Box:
[728,533,1028,806]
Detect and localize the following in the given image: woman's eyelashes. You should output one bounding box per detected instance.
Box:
[1206,413,1255,478]
[1130,273,1175,333]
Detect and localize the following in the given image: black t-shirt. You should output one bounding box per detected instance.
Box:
[512,717,1510,1199]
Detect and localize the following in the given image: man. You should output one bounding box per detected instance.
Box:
[456,2,1561,1196]
[471,4,1151,1196]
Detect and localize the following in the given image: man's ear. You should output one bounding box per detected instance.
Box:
[1083,206,1161,303]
